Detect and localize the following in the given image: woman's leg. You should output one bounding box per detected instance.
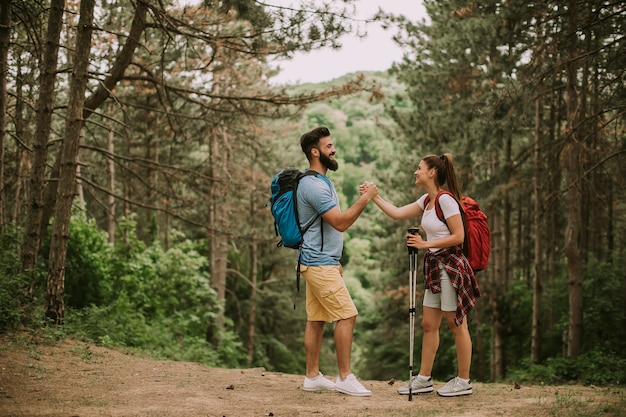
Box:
[444,313,472,380]
[418,306,443,376]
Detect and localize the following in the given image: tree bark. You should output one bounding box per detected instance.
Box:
[107,127,115,245]
[531,86,544,363]
[38,0,147,254]
[82,0,147,118]
[247,235,258,366]
[563,0,585,358]
[207,43,235,336]
[0,0,11,232]
[46,0,95,324]
[563,139,584,358]
[490,207,504,381]
[208,122,230,334]
[490,128,512,381]
[20,0,65,285]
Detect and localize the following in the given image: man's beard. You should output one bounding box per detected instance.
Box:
[320,152,338,171]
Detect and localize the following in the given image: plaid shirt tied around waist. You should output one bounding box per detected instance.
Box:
[423,245,481,326]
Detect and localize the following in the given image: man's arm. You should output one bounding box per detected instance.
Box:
[321,182,377,232]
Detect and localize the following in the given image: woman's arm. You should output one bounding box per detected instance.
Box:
[407,213,465,250]
[372,195,422,220]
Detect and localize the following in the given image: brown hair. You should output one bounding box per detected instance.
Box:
[422,153,463,202]
[300,126,331,161]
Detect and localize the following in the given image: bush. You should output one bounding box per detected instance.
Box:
[0,227,38,331]
[62,219,247,368]
[576,350,626,386]
[507,351,626,386]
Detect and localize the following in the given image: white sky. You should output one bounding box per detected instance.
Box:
[270,0,427,85]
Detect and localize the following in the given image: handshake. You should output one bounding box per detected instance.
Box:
[358,181,379,199]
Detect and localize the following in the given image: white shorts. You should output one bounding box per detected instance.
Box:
[423,264,457,312]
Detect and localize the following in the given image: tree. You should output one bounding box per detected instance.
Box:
[373,0,626,379]
[0,1,11,233]
[20,0,65,293]
[11,0,380,325]
[46,0,95,324]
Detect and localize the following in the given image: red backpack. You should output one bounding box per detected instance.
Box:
[424,191,491,272]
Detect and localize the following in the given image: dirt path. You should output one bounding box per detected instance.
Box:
[1,336,624,417]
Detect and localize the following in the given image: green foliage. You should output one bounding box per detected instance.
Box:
[45,215,248,368]
[508,350,626,386]
[63,214,112,308]
[582,259,626,355]
[575,350,626,386]
[245,275,308,374]
[501,280,534,364]
[0,228,34,331]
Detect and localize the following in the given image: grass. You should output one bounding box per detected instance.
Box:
[549,388,626,417]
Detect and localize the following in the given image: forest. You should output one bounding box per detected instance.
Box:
[0,0,625,386]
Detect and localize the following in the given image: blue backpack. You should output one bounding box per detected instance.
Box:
[270,168,320,249]
[270,168,323,303]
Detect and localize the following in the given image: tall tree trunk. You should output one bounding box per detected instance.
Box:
[0,0,11,232]
[563,141,584,358]
[531,86,544,363]
[39,0,147,251]
[247,235,258,366]
[20,0,65,286]
[490,203,504,381]
[207,48,234,336]
[107,127,115,245]
[75,165,85,209]
[563,0,585,358]
[209,122,230,334]
[546,82,562,339]
[12,64,28,227]
[490,128,512,381]
[46,0,94,324]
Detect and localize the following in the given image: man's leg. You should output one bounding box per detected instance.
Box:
[334,315,356,379]
[304,320,325,378]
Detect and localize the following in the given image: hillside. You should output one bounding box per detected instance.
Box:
[1,335,624,417]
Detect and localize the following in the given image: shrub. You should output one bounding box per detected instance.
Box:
[0,227,37,331]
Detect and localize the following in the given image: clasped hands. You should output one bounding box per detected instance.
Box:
[358,181,378,200]
[359,181,427,250]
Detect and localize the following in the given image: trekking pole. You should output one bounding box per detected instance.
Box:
[407,227,420,401]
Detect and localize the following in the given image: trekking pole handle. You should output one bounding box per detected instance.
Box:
[407,227,420,254]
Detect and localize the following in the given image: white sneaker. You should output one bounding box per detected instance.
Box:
[303,372,336,391]
[335,374,372,397]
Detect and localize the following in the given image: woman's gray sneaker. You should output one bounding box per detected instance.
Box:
[436,377,472,397]
[397,376,433,395]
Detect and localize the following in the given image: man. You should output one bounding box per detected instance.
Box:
[296,126,378,397]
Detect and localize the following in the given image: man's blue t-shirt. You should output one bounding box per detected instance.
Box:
[296,172,342,265]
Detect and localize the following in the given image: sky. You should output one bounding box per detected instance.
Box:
[270,0,427,85]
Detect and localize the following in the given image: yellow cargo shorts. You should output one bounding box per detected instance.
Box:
[299,264,358,323]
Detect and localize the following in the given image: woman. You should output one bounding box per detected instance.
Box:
[362,153,480,397]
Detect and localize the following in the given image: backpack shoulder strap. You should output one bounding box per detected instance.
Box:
[426,191,468,255]
[295,170,320,233]
[424,191,453,224]
[296,170,327,251]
